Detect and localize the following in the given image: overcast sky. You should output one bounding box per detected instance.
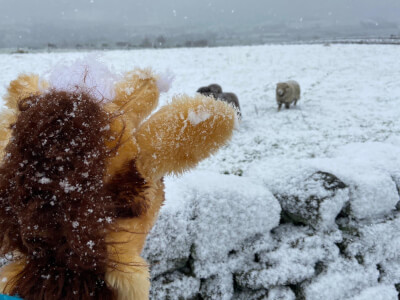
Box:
[0,0,399,48]
[1,0,400,28]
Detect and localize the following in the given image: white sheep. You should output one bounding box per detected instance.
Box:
[276,80,301,111]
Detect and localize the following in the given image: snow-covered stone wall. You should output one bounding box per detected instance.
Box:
[144,143,400,300]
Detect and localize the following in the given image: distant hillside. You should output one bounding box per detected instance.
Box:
[0,18,399,50]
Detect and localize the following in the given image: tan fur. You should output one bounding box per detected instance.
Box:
[103,92,235,299]
[103,108,140,179]
[105,180,165,300]
[0,259,25,294]
[112,69,160,129]
[4,74,48,111]
[0,74,47,156]
[136,94,236,180]
[0,109,16,157]
[0,69,236,299]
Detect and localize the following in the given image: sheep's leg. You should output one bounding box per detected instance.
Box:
[285,103,290,109]
[278,103,282,111]
[294,99,298,106]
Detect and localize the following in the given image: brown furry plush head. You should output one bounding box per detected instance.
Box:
[0,90,140,299]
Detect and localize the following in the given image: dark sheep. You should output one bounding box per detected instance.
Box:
[216,92,241,117]
[208,84,222,96]
[197,84,241,117]
[197,83,222,98]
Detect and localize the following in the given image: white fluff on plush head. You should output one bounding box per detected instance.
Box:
[156,70,175,93]
[49,56,120,102]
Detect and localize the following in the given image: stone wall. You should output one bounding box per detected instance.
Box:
[144,164,400,300]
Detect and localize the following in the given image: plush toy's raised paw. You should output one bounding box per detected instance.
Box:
[136,94,236,179]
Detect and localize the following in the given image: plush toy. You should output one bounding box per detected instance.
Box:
[0,59,236,299]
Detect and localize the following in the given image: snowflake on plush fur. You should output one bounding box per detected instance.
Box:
[0,59,236,300]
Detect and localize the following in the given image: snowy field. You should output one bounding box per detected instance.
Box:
[1,44,400,299]
[1,45,399,173]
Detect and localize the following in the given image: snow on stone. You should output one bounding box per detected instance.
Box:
[344,217,400,266]
[185,171,280,278]
[379,258,400,286]
[249,141,400,224]
[249,160,350,229]
[151,272,200,300]
[144,171,280,298]
[143,176,193,277]
[144,171,281,279]
[311,143,400,220]
[348,285,398,300]
[266,287,296,300]
[236,225,342,289]
[303,258,380,300]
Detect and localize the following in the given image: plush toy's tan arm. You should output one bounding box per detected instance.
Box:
[135,94,236,180]
[105,180,165,300]
[4,74,48,111]
[110,69,160,129]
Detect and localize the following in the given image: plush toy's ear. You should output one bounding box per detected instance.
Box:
[109,69,160,129]
[103,69,162,179]
[1,74,48,155]
[135,94,236,180]
[4,74,48,111]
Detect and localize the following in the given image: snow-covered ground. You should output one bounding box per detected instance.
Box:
[1,44,400,299]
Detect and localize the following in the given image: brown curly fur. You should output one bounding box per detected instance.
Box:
[106,160,148,218]
[0,90,143,299]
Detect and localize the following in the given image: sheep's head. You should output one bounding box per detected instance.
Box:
[208,84,222,95]
[276,82,290,97]
[197,86,213,97]
[197,83,222,98]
